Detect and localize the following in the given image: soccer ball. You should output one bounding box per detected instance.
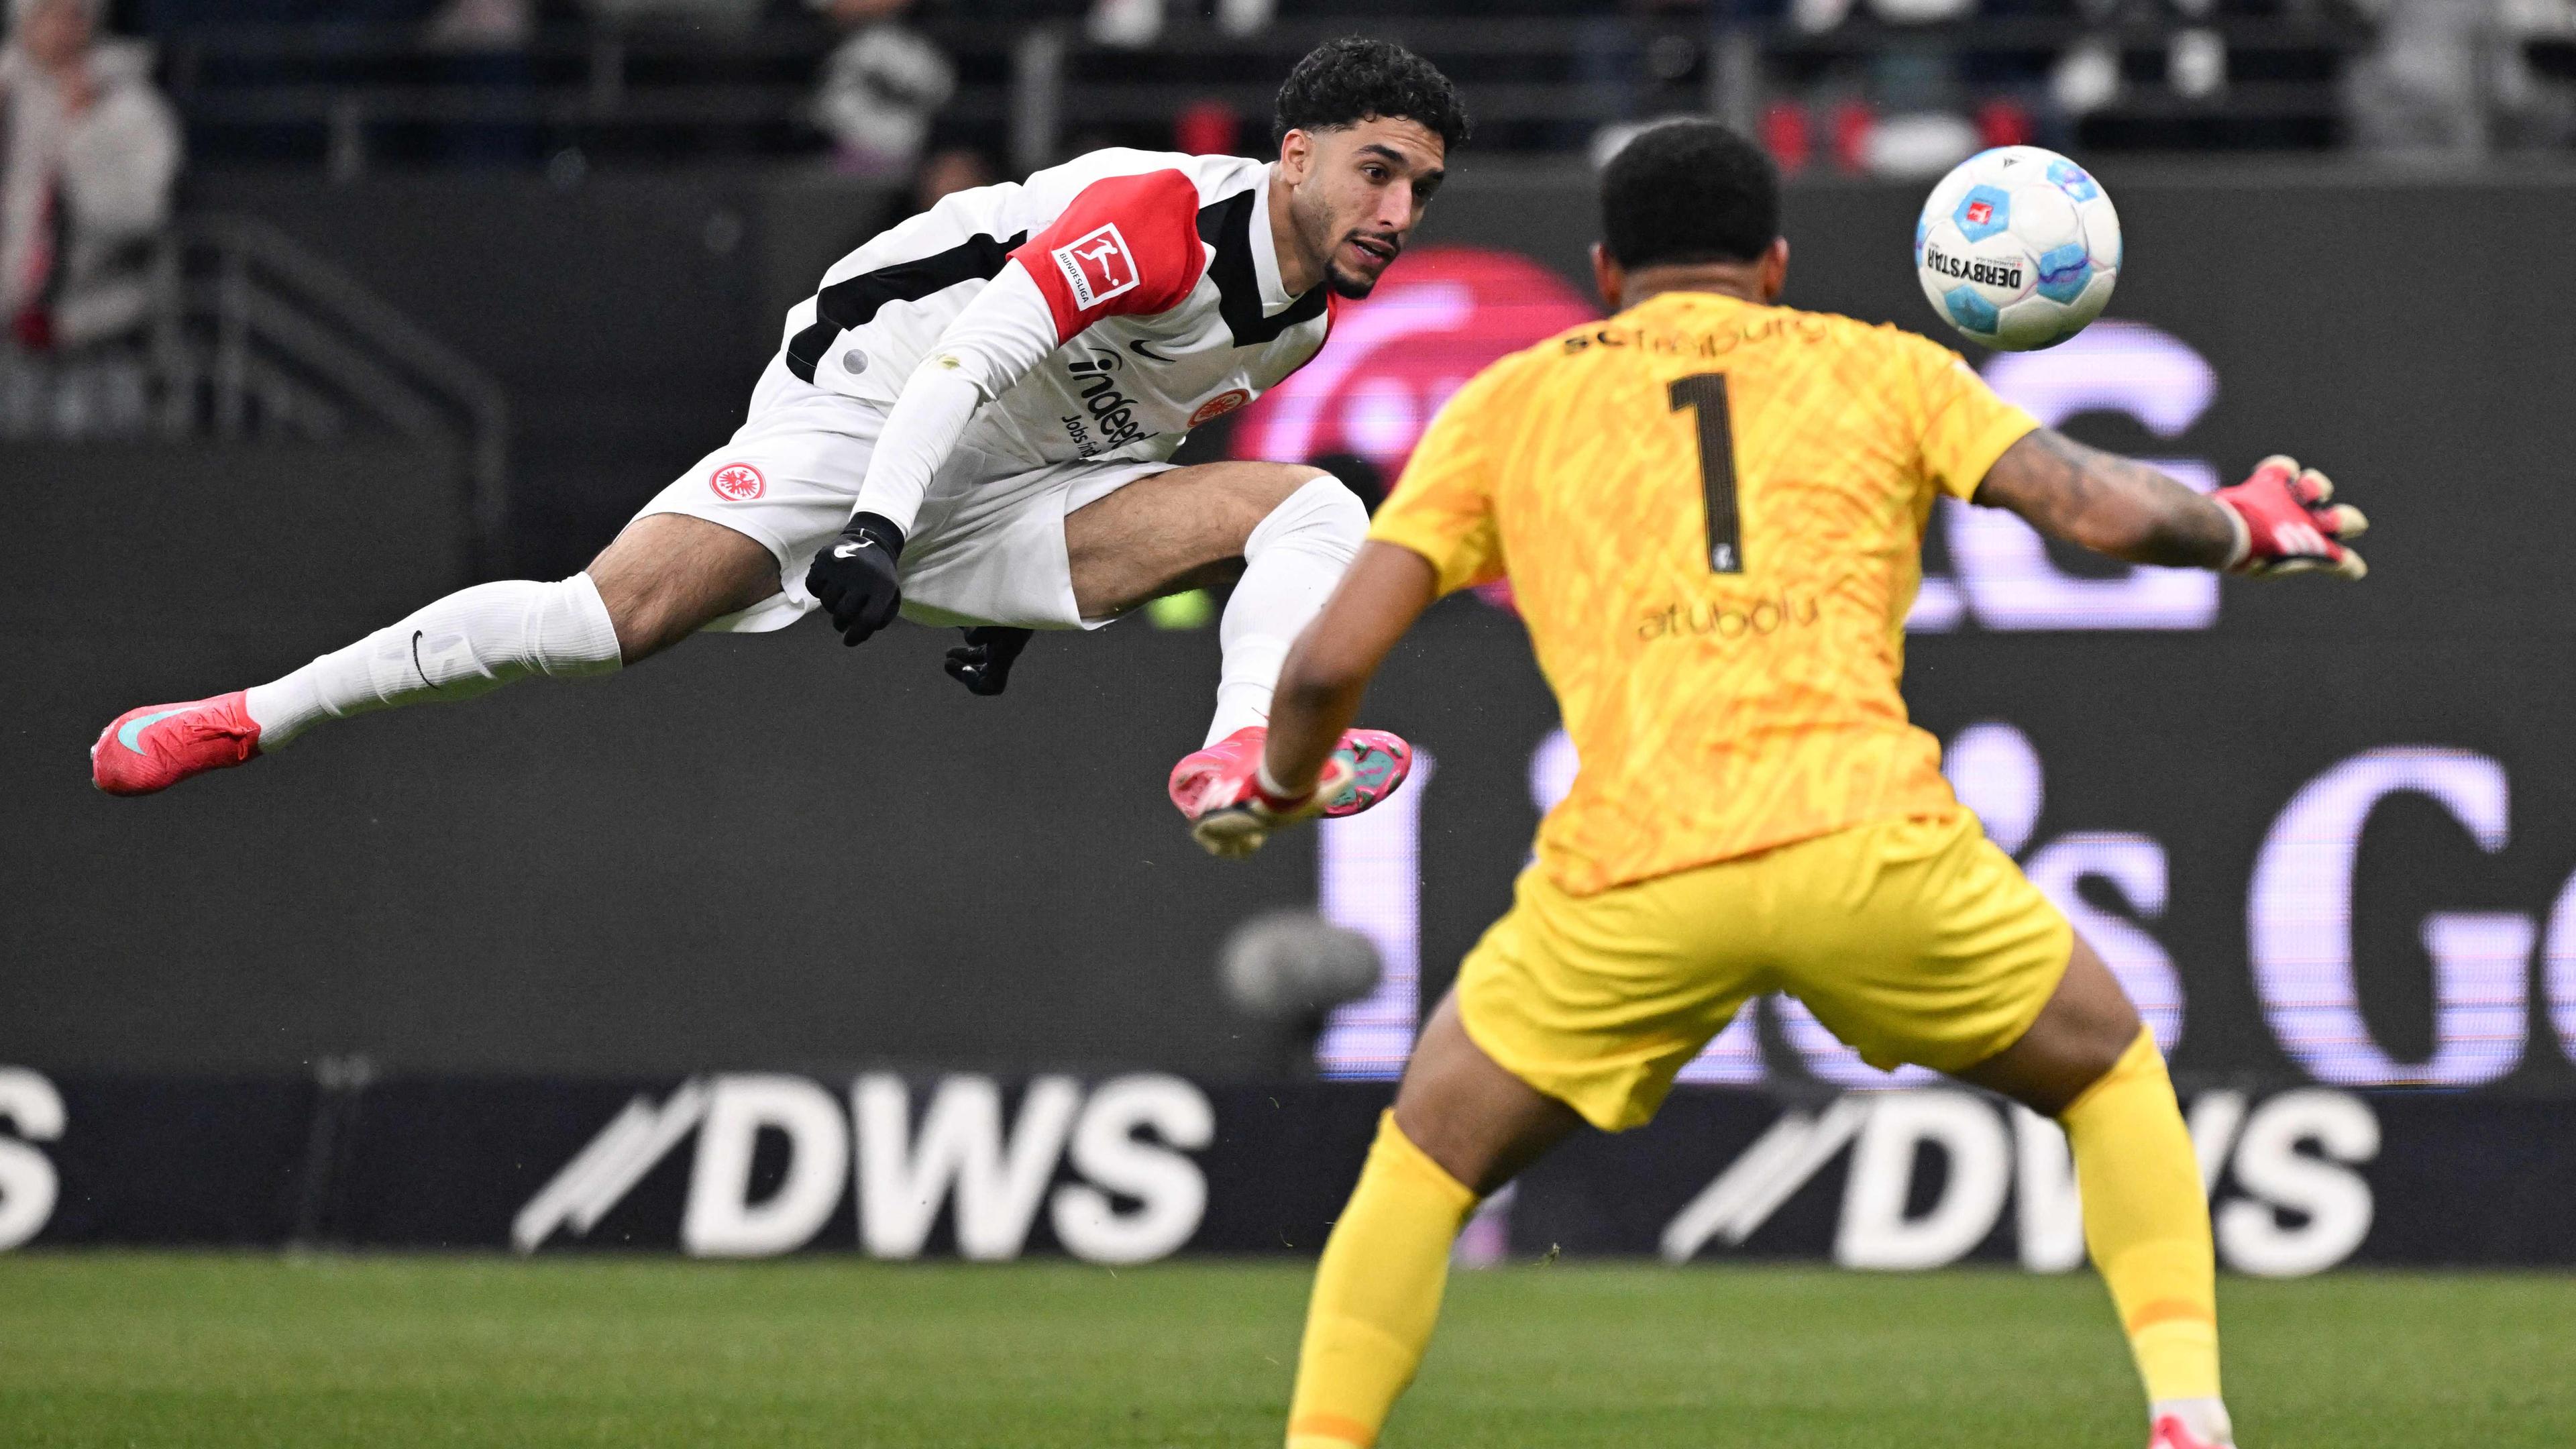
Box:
[1913,146,2121,352]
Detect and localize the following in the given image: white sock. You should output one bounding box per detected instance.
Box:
[243,574,623,748]
[1204,474,1366,746]
[2151,1397,2234,1446]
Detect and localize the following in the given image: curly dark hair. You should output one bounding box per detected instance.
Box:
[1273,36,1471,154]
[1601,120,1780,269]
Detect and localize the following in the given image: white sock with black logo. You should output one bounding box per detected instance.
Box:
[243,574,623,748]
[1204,475,1367,747]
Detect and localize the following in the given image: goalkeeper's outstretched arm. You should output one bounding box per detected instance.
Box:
[1973,429,2369,578]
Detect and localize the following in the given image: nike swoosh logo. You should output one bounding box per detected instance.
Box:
[117,708,189,755]
[833,541,863,559]
[1128,340,1175,363]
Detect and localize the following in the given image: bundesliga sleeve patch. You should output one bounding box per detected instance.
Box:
[1050,225,1142,311]
[1013,169,1207,340]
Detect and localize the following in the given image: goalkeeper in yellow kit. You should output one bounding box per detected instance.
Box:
[1187,121,2369,1449]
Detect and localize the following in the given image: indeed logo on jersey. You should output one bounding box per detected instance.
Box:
[1063,352,1158,456]
[1051,224,1142,311]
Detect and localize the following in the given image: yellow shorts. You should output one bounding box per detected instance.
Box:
[1455,808,2072,1132]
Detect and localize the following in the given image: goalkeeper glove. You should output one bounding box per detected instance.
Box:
[2214,455,2368,579]
[805,511,906,645]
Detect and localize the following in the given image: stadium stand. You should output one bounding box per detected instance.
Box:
[99,0,2576,176]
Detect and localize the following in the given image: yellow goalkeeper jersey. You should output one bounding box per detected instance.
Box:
[1369,290,2040,896]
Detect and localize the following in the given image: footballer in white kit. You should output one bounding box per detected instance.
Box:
[92,38,1465,846]
[658,142,1348,637]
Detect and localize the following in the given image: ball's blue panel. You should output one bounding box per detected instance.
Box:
[1954,185,2012,243]
[1914,216,1931,266]
[2047,158,2101,203]
[2035,243,2092,305]
[1943,285,2001,335]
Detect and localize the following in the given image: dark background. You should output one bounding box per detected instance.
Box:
[8,166,2573,1089]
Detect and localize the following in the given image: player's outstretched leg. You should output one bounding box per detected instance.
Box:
[92,515,778,796]
[1175,472,1411,819]
[1063,464,1415,824]
[1199,474,1366,744]
[1171,474,1414,835]
[90,573,620,797]
[1285,994,1580,1449]
[1961,936,2233,1449]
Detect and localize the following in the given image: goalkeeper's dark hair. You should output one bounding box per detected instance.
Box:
[1273,36,1471,154]
[1601,121,1780,270]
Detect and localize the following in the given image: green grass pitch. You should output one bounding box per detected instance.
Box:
[1,1254,2568,1447]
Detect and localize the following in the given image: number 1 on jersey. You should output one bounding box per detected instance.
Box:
[1668,372,1742,574]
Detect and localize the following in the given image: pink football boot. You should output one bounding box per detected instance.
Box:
[91,692,263,796]
[1317,728,1413,818]
[1167,724,1413,858]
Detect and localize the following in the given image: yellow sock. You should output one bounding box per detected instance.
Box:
[2059,1027,2222,1405]
[1284,1111,1479,1449]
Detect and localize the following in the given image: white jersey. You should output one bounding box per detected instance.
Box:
[778,148,1333,504]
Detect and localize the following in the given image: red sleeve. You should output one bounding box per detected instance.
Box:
[1011,169,1210,343]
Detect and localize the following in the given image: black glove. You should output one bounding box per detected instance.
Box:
[804,512,906,645]
[944,627,1032,696]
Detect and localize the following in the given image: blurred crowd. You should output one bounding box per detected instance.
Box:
[21,0,2567,186]
[1,0,2569,262]
[0,0,2561,441]
[2,0,181,434]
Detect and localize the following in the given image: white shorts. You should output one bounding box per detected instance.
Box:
[634,368,1176,633]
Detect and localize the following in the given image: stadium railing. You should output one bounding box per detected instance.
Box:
[140,216,511,568]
